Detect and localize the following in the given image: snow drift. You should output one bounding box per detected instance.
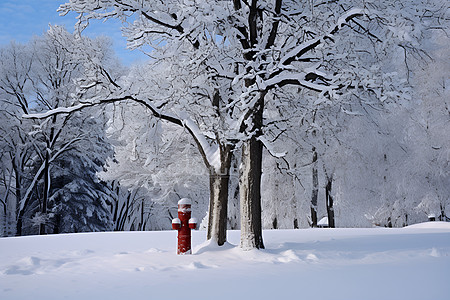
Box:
[1,223,449,300]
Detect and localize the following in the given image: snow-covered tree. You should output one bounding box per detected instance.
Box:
[98,100,210,230]
[25,0,444,248]
[332,1,449,227]
[0,42,36,236]
[0,26,118,236]
[43,109,114,234]
[0,42,39,236]
[260,0,449,229]
[408,26,450,222]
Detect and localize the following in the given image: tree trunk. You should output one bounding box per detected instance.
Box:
[1,202,6,237]
[14,163,23,236]
[239,92,265,250]
[440,204,445,221]
[311,147,318,227]
[239,137,265,250]
[272,217,278,229]
[112,186,119,228]
[140,199,144,231]
[294,218,299,229]
[52,213,61,234]
[39,152,50,235]
[116,193,131,231]
[16,211,24,236]
[207,144,233,246]
[325,176,335,228]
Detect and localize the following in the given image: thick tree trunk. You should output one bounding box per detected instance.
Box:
[311,147,318,227]
[239,92,265,250]
[207,144,232,246]
[239,137,264,250]
[325,176,335,228]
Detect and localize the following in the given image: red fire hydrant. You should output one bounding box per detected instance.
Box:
[172,198,197,254]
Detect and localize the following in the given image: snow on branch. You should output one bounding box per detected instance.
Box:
[18,136,83,213]
[183,118,220,172]
[264,72,338,93]
[58,1,184,39]
[23,95,220,171]
[19,162,46,212]
[258,135,286,158]
[23,103,93,119]
[279,8,365,66]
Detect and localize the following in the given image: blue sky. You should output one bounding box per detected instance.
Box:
[0,0,147,65]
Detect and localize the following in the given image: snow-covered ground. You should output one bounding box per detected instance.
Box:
[1,222,449,300]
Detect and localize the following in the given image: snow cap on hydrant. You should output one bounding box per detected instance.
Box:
[172,198,197,254]
[178,198,192,205]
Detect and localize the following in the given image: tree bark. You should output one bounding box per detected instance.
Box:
[16,211,24,236]
[325,175,335,228]
[239,136,264,250]
[207,144,233,246]
[14,162,24,236]
[239,94,265,250]
[440,204,446,221]
[237,0,266,249]
[39,152,50,235]
[52,213,61,234]
[311,147,318,227]
[1,201,6,237]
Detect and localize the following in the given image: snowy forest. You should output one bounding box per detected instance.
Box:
[0,0,448,249]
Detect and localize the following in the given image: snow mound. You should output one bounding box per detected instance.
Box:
[405,221,450,229]
[193,239,235,254]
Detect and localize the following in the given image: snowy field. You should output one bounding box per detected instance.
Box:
[1,222,449,300]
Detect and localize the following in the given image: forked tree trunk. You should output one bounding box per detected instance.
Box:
[207,144,233,246]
